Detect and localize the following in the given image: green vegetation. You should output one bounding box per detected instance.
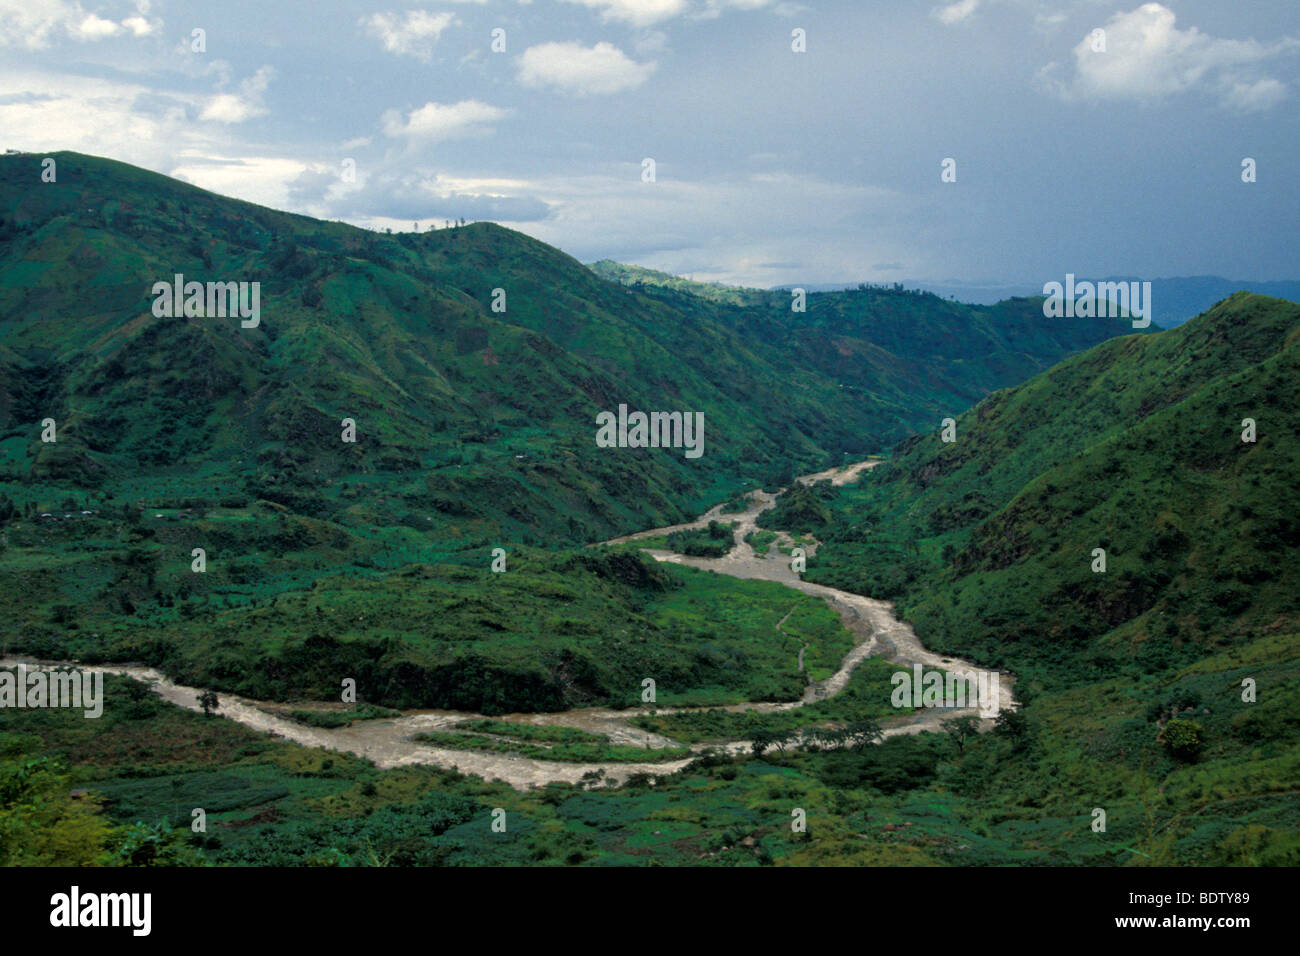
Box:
[631,657,907,742]
[450,718,598,742]
[717,494,752,514]
[796,293,1300,866]
[7,665,1290,865]
[745,529,777,557]
[591,259,1142,469]
[0,547,854,713]
[808,293,1300,692]
[286,703,403,728]
[663,520,735,557]
[758,481,833,535]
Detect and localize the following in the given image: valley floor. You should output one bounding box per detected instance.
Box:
[2,460,1014,789]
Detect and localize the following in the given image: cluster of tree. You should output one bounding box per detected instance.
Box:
[665,520,734,558]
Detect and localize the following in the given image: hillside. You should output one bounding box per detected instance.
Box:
[789,292,1300,863]
[590,258,1143,446]
[0,154,863,549]
[2,153,1134,545]
[807,291,1300,686]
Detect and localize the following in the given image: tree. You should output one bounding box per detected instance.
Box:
[110,821,207,866]
[941,715,981,753]
[1160,719,1204,762]
[993,709,1030,750]
[815,726,848,750]
[0,754,114,866]
[845,719,883,751]
[198,690,219,717]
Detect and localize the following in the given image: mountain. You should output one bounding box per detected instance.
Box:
[792,291,1300,864]
[1,152,1137,541]
[600,264,1300,327]
[0,152,873,547]
[807,291,1300,688]
[845,276,1300,326]
[589,259,1143,450]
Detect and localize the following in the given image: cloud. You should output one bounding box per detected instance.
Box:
[517,42,655,96]
[696,0,777,19]
[497,167,914,287]
[560,0,781,25]
[1041,3,1298,111]
[121,15,153,37]
[381,99,510,141]
[199,66,273,124]
[0,0,159,49]
[73,14,121,40]
[170,155,314,211]
[361,10,455,61]
[357,187,552,224]
[1220,75,1287,112]
[557,0,688,27]
[0,68,287,196]
[933,0,980,25]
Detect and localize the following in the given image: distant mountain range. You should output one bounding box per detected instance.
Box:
[779,276,1300,328]
[594,262,1300,329]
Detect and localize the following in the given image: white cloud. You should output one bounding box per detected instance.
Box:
[696,0,776,19]
[170,155,314,211]
[199,66,273,124]
[517,42,655,96]
[557,0,687,27]
[0,69,270,179]
[1220,75,1286,112]
[933,0,980,25]
[1042,3,1298,111]
[122,15,152,36]
[73,14,121,40]
[381,99,510,141]
[0,0,159,48]
[561,0,781,25]
[361,10,455,61]
[504,167,913,287]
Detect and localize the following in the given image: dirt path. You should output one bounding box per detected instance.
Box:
[3,458,1015,790]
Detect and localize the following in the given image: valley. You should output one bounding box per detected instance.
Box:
[1,458,1015,789]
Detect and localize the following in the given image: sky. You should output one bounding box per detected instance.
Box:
[1,0,1296,287]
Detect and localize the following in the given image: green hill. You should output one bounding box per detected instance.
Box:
[795,292,1300,863]
[2,153,1130,541]
[808,291,1300,689]
[591,259,1145,446]
[0,154,853,546]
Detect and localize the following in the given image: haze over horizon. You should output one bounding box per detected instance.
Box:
[2,0,1297,287]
